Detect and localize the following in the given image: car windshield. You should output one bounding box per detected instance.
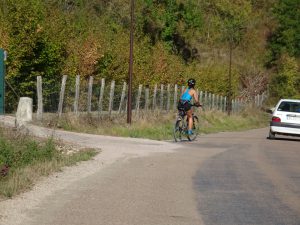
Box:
[277,101,300,113]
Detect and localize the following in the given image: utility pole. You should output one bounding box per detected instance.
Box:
[127,0,134,124]
[227,41,233,116]
[0,49,6,115]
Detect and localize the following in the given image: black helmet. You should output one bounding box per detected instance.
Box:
[187,78,196,88]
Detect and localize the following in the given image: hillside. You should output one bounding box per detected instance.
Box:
[0,0,299,111]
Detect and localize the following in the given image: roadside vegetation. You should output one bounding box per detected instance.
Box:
[1,0,297,201]
[0,0,299,112]
[36,108,269,140]
[0,126,98,199]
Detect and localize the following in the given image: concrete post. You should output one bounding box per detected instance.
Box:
[16,97,33,126]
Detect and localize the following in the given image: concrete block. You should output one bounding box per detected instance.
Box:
[16,97,33,126]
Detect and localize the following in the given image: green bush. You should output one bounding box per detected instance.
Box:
[0,132,57,170]
[0,138,15,167]
[269,54,300,100]
[0,127,98,198]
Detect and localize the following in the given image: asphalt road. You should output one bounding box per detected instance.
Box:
[0,117,299,225]
[194,129,300,225]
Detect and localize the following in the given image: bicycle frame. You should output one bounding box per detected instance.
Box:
[174,106,200,142]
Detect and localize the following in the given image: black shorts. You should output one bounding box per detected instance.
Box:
[177,100,192,112]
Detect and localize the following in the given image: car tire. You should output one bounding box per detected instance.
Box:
[269,130,275,140]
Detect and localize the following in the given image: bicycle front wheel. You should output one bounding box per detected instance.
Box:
[187,116,199,141]
[174,119,184,142]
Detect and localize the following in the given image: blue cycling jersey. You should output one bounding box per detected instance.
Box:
[181,88,192,101]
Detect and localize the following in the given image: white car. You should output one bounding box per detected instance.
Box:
[269,99,300,139]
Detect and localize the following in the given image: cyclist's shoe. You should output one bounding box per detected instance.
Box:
[188,130,193,135]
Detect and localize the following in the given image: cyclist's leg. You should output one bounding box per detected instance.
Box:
[187,109,193,134]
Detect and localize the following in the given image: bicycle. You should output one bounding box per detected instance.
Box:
[173,104,201,142]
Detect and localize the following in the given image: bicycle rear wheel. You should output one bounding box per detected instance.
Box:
[174,119,184,142]
[187,116,199,141]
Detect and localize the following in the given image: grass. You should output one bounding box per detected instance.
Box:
[0,127,98,199]
[199,109,270,134]
[36,107,270,140]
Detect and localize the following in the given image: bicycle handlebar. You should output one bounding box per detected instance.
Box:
[191,103,205,112]
[191,103,203,107]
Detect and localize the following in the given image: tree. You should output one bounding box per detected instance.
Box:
[4,0,65,111]
[212,0,252,114]
[268,0,300,64]
[136,0,203,61]
[269,54,300,99]
[266,0,300,100]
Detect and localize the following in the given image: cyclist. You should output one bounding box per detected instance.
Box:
[178,78,201,135]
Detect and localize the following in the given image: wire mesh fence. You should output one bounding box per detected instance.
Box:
[34,75,268,120]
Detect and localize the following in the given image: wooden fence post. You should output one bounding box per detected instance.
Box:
[160,84,164,110]
[118,82,127,114]
[36,76,43,120]
[173,84,178,111]
[135,84,143,114]
[204,91,208,106]
[259,94,263,107]
[208,93,212,110]
[108,80,115,115]
[233,99,237,113]
[98,78,105,115]
[238,99,242,112]
[145,86,150,111]
[199,91,203,104]
[254,95,258,107]
[58,75,67,117]
[167,84,171,112]
[74,75,80,115]
[206,92,209,109]
[261,92,266,105]
[152,84,157,110]
[87,76,93,113]
[220,96,223,112]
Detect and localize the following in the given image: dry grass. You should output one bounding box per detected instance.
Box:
[34,108,269,140]
[199,107,270,133]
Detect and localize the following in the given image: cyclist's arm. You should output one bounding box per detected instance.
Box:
[192,90,201,106]
[192,90,199,103]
